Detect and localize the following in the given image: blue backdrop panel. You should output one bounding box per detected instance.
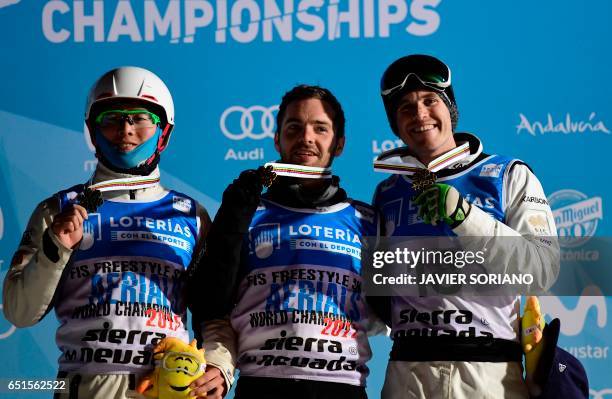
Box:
[0,1,610,398]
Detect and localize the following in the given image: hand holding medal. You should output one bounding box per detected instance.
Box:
[373,142,472,227]
[257,165,277,188]
[414,183,471,228]
[50,203,89,249]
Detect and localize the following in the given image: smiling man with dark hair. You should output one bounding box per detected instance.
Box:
[188,84,383,399]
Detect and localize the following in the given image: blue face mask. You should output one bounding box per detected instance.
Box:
[94,127,161,169]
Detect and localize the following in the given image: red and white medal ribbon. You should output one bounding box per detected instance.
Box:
[373,142,470,175]
[264,162,332,179]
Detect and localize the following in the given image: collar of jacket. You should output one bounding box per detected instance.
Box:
[91,162,164,200]
[264,175,347,208]
[375,132,488,178]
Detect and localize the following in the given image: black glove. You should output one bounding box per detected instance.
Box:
[216,167,274,234]
[222,168,265,209]
[213,166,276,233]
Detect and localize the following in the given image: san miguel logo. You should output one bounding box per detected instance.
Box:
[548,190,603,248]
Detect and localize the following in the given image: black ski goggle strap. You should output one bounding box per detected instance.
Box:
[381,55,452,97]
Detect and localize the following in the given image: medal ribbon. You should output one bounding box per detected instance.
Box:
[75,175,161,212]
[264,162,332,179]
[373,142,470,175]
[88,176,161,192]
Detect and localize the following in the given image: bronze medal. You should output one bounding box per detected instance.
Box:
[77,187,103,213]
[258,165,277,187]
[411,168,437,192]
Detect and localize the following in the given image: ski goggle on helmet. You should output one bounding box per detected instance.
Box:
[380,54,458,134]
[380,54,451,98]
[161,351,206,376]
[86,66,174,133]
[95,109,161,130]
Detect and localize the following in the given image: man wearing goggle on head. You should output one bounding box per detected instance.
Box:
[370,54,562,398]
[380,67,451,98]
[3,67,235,399]
[380,54,457,137]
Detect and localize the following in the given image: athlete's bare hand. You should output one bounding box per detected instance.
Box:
[189,365,227,398]
[50,205,88,249]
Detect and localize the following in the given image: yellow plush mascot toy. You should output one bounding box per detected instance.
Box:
[522,296,546,391]
[137,337,206,398]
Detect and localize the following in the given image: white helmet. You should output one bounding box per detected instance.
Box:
[85,66,175,174]
[85,66,174,128]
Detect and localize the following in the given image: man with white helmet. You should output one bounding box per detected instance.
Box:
[3,67,233,398]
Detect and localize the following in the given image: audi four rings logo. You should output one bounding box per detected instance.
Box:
[220,105,279,140]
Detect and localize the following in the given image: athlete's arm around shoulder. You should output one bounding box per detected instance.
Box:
[191,202,237,393]
[2,197,76,327]
[453,162,560,290]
